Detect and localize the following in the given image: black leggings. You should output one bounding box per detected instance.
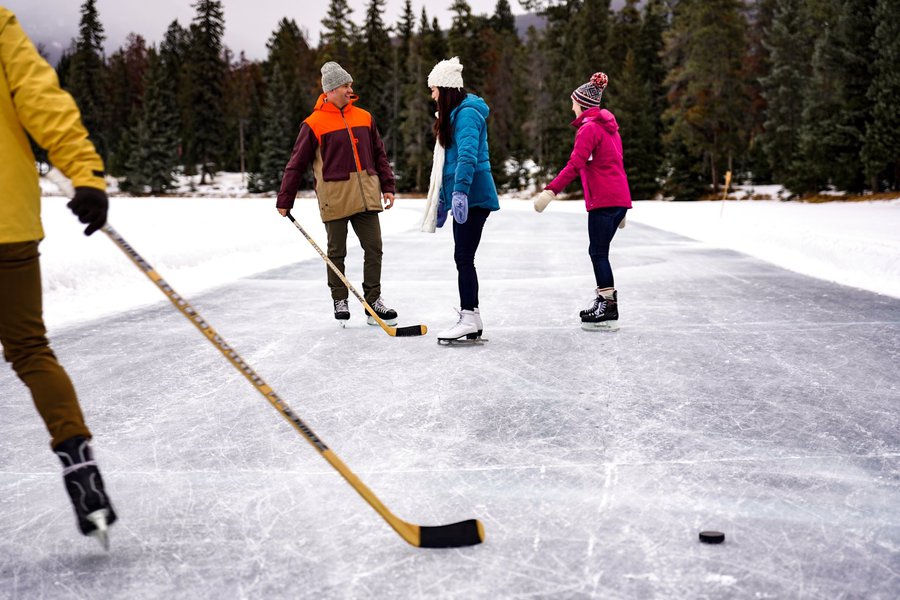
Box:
[588,207,628,289]
[452,207,490,310]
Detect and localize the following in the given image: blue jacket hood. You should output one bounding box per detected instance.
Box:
[451,94,490,121]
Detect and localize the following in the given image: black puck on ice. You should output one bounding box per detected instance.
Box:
[699,530,725,544]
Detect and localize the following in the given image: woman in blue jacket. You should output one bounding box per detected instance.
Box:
[426,57,500,344]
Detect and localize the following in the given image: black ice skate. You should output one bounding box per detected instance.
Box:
[334,298,350,327]
[54,436,117,550]
[366,297,398,327]
[581,289,619,331]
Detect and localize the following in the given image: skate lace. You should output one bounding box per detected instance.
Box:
[372,297,389,312]
[334,299,349,311]
[59,459,97,476]
[590,298,607,316]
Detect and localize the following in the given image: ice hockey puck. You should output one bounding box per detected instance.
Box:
[699,530,725,544]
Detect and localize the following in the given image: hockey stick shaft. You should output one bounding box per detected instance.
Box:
[285,213,426,337]
[99,222,481,548]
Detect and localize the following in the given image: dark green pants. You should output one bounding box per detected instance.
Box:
[0,241,90,448]
[324,211,383,304]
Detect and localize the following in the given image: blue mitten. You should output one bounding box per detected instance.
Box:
[452,191,468,224]
[436,200,448,228]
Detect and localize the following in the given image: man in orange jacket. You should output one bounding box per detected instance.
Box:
[0,6,116,548]
[277,61,399,328]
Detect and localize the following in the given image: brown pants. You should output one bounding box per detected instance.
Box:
[0,241,90,448]
[324,211,383,304]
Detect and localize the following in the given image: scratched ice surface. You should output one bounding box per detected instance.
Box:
[1,202,899,598]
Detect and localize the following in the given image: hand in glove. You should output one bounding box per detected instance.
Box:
[534,189,555,213]
[67,186,109,236]
[436,199,448,228]
[451,191,468,224]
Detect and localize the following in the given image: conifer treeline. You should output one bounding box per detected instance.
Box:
[56,0,899,199]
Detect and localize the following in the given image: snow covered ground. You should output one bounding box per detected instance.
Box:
[33,190,900,332]
[2,189,899,598]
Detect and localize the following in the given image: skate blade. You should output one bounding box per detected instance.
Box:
[86,509,111,551]
[367,317,398,327]
[581,320,619,332]
[336,321,347,328]
[437,337,488,346]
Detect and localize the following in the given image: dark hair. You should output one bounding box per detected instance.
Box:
[432,87,468,149]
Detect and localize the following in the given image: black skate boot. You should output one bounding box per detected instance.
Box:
[581,289,619,331]
[366,297,398,327]
[334,299,350,326]
[54,436,117,549]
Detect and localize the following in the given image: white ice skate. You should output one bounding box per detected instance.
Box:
[437,309,487,345]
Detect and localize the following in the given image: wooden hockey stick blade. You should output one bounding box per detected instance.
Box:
[323,451,484,548]
[393,324,428,337]
[419,519,485,548]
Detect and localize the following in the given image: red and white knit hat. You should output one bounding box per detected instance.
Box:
[572,72,609,108]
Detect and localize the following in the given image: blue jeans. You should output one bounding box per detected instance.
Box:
[588,207,627,289]
[452,207,490,310]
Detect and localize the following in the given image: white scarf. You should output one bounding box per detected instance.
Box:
[420,140,445,233]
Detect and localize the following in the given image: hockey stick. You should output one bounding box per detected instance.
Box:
[47,173,482,548]
[101,224,481,547]
[285,212,427,337]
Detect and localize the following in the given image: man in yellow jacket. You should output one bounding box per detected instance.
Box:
[0,6,116,547]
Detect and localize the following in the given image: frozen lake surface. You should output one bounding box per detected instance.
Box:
[2,202,899,598]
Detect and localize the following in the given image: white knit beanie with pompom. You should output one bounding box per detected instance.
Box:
[427,57,464,89]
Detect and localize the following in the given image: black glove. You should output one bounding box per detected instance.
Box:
[67,187,108,236]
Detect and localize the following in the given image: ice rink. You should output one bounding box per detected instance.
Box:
[2,202,899,598]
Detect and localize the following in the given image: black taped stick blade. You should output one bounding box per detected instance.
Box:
[394,324,427,337]
[419,519,485,548]
[699,530,725,544]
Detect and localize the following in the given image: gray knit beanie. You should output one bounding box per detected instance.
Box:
[321,61,352,93]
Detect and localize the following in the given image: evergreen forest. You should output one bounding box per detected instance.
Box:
[49,0,900,199]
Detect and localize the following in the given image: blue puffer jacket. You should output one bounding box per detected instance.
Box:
[441,94,500,212]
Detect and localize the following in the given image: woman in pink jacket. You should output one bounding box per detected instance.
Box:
[534,72,632,331]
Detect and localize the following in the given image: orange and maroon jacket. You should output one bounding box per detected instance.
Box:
[277,93,395,223]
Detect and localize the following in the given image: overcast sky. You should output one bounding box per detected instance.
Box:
[6,0,518,63]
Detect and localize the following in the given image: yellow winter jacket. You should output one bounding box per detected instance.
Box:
[0,7,106,243]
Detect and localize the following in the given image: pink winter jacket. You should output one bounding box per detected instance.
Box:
[546,107,632,211]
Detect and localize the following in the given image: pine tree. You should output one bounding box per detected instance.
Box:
[250,66,294,193]
[391,0,417,186]
[662,0,749,194]
[122,49,179,194]
[105,34,149,175]
[794,0,875,194]
[159,20,190,173]
[223,53,265,176]
[185,0,227,183]
[861,0,900,191]
[608,0,639,72]
[65,0,107,160]
[320,0,354,67]
[609,49,660,199]
[741,0,776,183]
[399,8,440,192]
[759,0,810,186]
[483,0,528,189]
[266,19,317,129]
[448,0,488,92]
[534,0,586,178]
[353,0,394,151]
[575,0,611,80]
